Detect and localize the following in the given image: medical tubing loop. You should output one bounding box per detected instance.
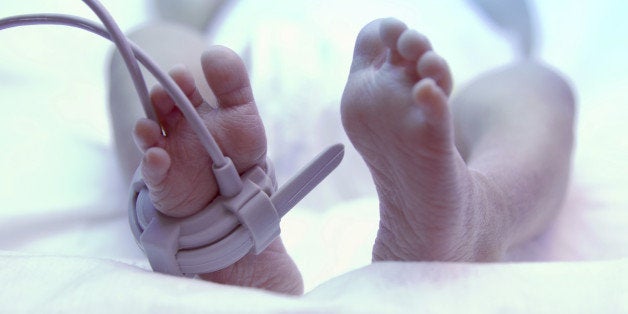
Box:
[80,0,231,168]
[82,0,154,121]
[0,12,242,195]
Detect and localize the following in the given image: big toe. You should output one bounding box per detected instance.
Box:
[379,17,407,50]
[348,18,392,72]
[201,46,255,109]
[201,46,267,172]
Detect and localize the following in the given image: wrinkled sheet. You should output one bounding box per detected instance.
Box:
[2,251,627,312]
[1,0,628,312]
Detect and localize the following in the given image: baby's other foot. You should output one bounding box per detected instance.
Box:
[342,18,495,261]
[133,46,302,294]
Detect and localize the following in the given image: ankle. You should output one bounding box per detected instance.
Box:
[466,170,511,261]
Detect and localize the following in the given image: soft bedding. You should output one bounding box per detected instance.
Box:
[2,251,627,312]
[1,0,627,312]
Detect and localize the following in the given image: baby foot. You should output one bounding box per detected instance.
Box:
[342,18,496,262]
[133,46,302,294]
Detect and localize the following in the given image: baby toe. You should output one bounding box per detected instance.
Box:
[168,66,204,107]
[412,78,450,122]
[149,66,205,131]
[379,17,407,50]
[397,29,432,61]
[201,46,255,109]
[349,19,389,72]
[150,85,176,119]
[417,51,453,96]
[141,147,171,190]
[201,46,267,171]
[133,118,165,152]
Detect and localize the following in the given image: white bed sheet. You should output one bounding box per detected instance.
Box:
[1,0,628,312]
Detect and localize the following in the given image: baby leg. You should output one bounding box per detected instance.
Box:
[451,60,575,251]
[341,18,574,262]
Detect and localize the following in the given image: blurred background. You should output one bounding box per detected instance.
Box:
[0,0,627,291]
